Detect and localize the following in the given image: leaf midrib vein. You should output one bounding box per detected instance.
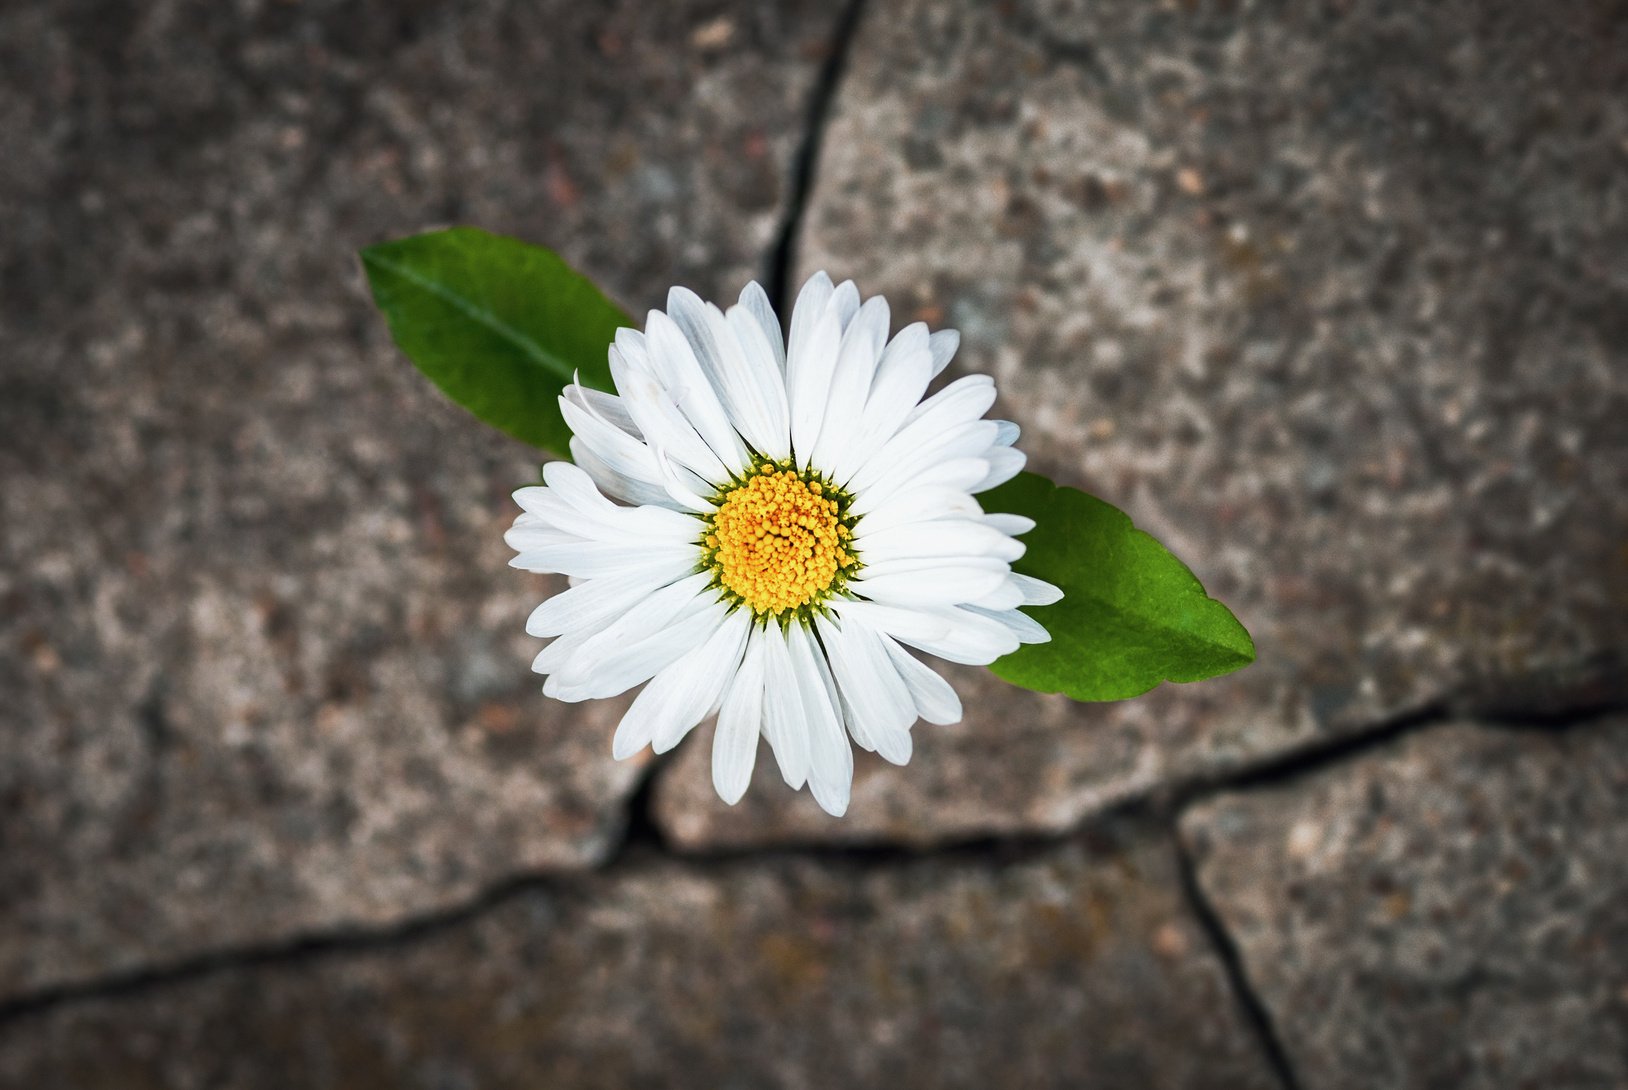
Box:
[1046,583,1252,660]
[365,251,571,382]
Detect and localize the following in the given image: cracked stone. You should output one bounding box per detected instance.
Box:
[654,0,1628,848]
[0,0,845,1001]
[0,822,1279,1090]
[1181,716,1628,1089]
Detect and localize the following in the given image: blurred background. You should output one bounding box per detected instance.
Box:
[3,1,1626,1086]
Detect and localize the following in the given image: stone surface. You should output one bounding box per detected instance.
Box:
[654,0,1628,847]
[0,0,845,1000]
[0,823,1279,1090]
[1181,716,1628,1089]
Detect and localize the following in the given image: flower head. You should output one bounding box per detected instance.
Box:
[506,273,1059,815]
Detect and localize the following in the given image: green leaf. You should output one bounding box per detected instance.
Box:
[360,226,633,455]
[987,472,1254,701]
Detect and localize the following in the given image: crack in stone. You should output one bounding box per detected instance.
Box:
[551,0,874,875]
[1169,693,1628,811]
[1170,822,1304,1090]
[5,697,1622,1029]
[615,754,671,855]
[764,0,869,314]
[0,867,577,1030]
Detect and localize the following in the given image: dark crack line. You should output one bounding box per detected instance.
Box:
[0,819,1121,1031]
[616,753,671,855]
[627,814,1122,871]
[764,0,869,314]
[0,875,548,1028]
[1170,823,1304,1090]
[0,753,673,1028]
[1168,694,1628,810]
[0,788,1150,1031]
[1166,699,1453,808]
[4,699,1624,1029]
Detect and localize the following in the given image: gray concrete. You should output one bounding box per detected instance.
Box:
[0,0,845,999]
[655,0,1628,849]
[0,824,1280,1090]
[1183,717,1628,1089]
[2,0,1625,1085]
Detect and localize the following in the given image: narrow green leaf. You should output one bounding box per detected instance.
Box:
[987,472,1255,701]
[360,226,632,455]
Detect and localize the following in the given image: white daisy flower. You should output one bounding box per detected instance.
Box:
[506,272,1060,816]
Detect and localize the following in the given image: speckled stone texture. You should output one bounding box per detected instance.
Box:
[654,0,1628,848]
[1181,716,1628,1089]
[0,0,844,1000]
[0,823,1278,1090]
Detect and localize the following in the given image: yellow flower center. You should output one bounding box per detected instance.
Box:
[702,462,858,618]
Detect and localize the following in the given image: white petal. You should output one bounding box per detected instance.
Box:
[612,326,654,372]
[851,566,1011,609]
[832,324,932,484]
[644,309,749,474]
[856,518,1025,565]
[536,572,709,664]
[849,488,983,538]
[525,569,678,639]
[787,271,834,380]
[810,294,889,471]
[725,303,792,459]
[573,387,641,436]
[973,446,1026,492]
[560,385,649,472]
[828,280,861,330]
[850,457,990,517]
[508,540,696,580]
[963,604,1051,645]
[615,610,751,759]
[738,280,786,374]
[788,306,843,468]
[549,598,728,702]
[653,448,719,513]
[542,574,717,693]
[927,328,960,377]
[883,605,1022,665]
[539,461,701,540]
[503,522,582,552]
[570,437,681,509]
[611,347,731,484]
[816,615,914,765]
[966,576,1026,612]
[871,323,930,397]
[1011,573,1064,606]
[669,288,784,460]
[652,610,753,753]
[903,373,996,429]
[991,419,1020,447]
[759,626,811,789]
[786,624,853,816]
[855,555,1009,584]
[849,402,998,496]
[981,512,1034,536]
[829,598,956,645]
[611,698,660,761]
[560,386,694,510]
[540,457,610,508]
[880,636,963,725]
[810,621,874,737]
[712,632,767,805]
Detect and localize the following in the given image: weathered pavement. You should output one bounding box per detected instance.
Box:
[2,0,1625,1086]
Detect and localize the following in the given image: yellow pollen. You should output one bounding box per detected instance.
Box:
[706,468,856,616]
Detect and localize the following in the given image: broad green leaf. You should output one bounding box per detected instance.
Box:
[360,226,632,456]
[987,472,1254,701]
